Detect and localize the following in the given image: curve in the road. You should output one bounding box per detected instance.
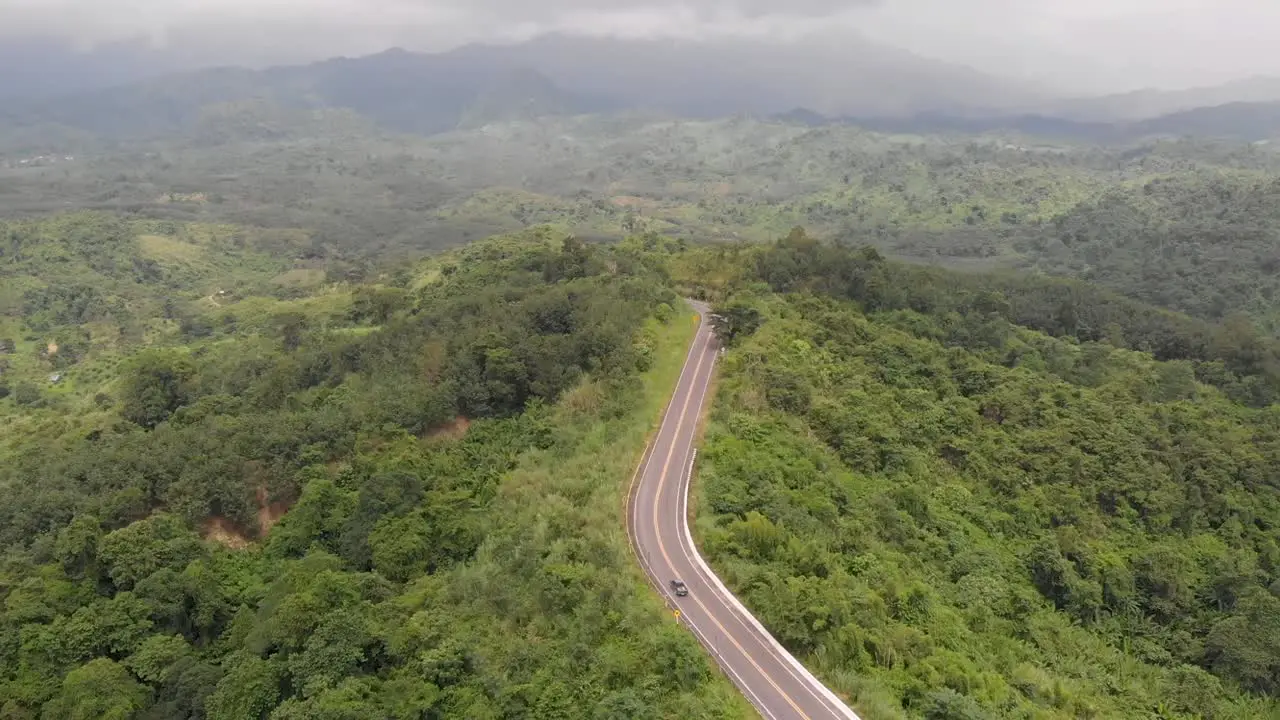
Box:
[626,301,862,720]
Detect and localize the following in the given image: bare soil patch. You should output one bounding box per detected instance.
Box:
[257,485,290,537]
[200,483,294,549]
[202,517,252,550]
[427,416,472,441]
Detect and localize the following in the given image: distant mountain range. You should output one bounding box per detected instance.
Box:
[1,32,1047,117]
[1040,76,1280,122]
[0,34,1048,139]
[5,36,1280,143]
[443,34,1050,119]
[786,101,1280,143]
[1,48,616,140]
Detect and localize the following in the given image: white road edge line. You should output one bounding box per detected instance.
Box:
[624,312,781,720]
[675,349,863,720]
[632,529,781,720]
[628,304,859,720]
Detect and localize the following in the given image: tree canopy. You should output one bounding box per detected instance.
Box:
[692,236,1280,718]
[0,230,748,719]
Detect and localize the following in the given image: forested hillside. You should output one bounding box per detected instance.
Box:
[1,51,597,140]
[8,115,1280,334]
[686,232,1280,718]
[1023,171,1280,330]
[9,42,1280,143]
[9,93,1280,719]
[0,213,345,430]
[0,223,749,719]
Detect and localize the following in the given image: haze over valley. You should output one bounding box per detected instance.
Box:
[6,2,1280,719]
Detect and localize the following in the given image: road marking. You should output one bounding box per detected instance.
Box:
[674,593,782,720]
[627,313,782,720]
[677,448,862,720]
[649,328,813,720]
[668,344,862,720]
[623,309,709,532]
[630,304,861,720]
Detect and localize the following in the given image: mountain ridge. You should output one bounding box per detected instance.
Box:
[9,34,1280,128]
[0,34,1045,133]
[440,33,1048,118]
[0,51,598,140]
[1042,75,1280,122]
[778,100,1280,142]
[6,39,1280,144]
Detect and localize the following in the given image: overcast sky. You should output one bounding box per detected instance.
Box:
[3,0,1279,93]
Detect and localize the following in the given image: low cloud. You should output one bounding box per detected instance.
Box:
[0,0,879,70]
[855,0,1280,91]
[2,0,877,44]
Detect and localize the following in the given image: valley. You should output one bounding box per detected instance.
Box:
[5,26,1280,720]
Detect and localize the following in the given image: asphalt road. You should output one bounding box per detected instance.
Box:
[628,301,862,720]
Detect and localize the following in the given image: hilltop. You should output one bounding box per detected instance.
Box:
[0,220,756,718]
[682,233,1280,717]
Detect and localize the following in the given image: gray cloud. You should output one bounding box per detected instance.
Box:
[853,0,1280,91]
[1,0,873,40]
[2,0,1279,92]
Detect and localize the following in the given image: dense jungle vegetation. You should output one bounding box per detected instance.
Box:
[9,98,1280,720]
[9,208,1280,719]
[692,232,1280,718]
[9,115,1280,332]
[0,218,751,719]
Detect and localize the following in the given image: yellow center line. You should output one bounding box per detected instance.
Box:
[650,324,812,720]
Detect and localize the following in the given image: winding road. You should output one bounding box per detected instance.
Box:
[627,301,862,720]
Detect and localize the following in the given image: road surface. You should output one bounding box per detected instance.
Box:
[627,301,862,720]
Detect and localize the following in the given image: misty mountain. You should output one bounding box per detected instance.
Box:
[274,49,616,134]
[0,36,205,100]
[8,36,1280,145]
[1043,76,1280,122]
[0,48,609,140]
[0,33,1046,118]
[780,98,1280,143]
[1131,101,1280,142]
[0,34,1047,141]
[444,34,1046,119]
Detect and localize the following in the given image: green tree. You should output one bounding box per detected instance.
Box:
[276,312,309,351]
[349,287,409,324]
[266,479,355,559]
[53,514,102,578]
[126,634,194,684]
[119,350,196,428]
[13,381,41,406]
[1204,587,1280,693]
[206,656,283,720]
[922,689,990,720]
[710,302,762,346]
[97,514,204,591]
[41,658,149,720]
[285,609,374,697]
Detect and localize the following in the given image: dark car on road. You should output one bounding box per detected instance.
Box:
[670,579,689,597]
